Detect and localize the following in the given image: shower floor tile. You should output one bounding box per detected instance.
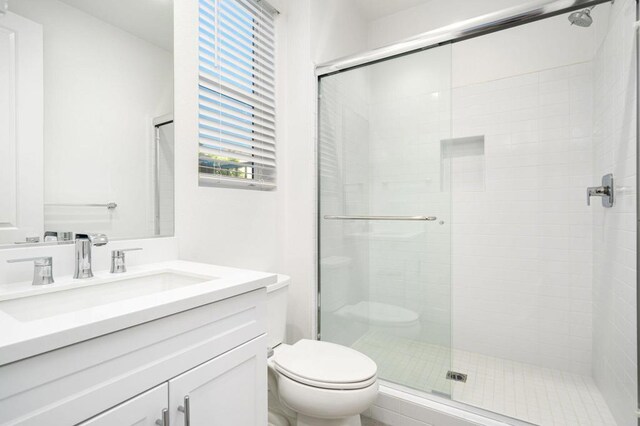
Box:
[352,331,617,426]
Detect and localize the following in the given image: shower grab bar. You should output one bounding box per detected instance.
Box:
[45,202,118,210]
[324,215,437,221]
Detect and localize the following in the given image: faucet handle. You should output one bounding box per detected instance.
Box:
[112,248,143,256]
[110,248,142,273]
[7,256,52,265]
[7,256,54,285]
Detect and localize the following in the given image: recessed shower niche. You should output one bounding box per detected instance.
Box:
[441,136,485,192]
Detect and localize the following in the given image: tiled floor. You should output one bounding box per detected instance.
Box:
[352,330,617,426]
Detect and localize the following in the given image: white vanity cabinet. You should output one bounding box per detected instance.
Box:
[169,336,267,426]
[0,287,268,426]
[78,384,169,426]
[78,336,267,426]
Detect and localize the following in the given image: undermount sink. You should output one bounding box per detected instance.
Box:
[0,271,215,322]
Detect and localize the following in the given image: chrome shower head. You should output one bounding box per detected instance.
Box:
[568,7,594,27]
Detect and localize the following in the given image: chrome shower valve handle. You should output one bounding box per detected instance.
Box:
[587,174,614,208]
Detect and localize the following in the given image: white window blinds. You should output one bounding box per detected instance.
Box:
[198,0,277,189]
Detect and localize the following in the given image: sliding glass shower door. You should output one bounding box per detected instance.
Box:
[318,45,453,396]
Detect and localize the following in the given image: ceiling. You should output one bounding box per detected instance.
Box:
[353,0,433,21]
[58,0,173,51]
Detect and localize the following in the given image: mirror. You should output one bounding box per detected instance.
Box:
[0,0,174,247]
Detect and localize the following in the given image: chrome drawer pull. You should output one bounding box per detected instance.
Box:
[178,395,190,426]
[156,408,169,426]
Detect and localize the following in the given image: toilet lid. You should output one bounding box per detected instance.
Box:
[273,340,377,390]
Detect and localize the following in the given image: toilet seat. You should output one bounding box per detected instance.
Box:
[273,340,377,390]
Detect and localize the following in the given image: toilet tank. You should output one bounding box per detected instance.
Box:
[267,274,290,349]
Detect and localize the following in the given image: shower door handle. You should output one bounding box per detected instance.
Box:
[324,215,437,221]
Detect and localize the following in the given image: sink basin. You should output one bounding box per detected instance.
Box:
[0,271,215,322]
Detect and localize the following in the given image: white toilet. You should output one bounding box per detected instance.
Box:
[267,276,379,426]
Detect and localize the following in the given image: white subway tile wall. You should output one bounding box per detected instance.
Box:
[592,0,638,424]
[450,62,595,375]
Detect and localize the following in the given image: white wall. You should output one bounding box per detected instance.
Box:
[268,0,314,342]
[12,0,173,241]
[310,0,368,64]
[592,0,637,424]
[276,0,369,342]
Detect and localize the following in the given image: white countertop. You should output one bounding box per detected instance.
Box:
[0,260,276,366]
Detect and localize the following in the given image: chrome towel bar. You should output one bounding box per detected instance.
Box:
[324,215,437,221]
[45,202,118,210]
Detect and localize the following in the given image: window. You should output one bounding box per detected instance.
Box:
[198,0,277,189]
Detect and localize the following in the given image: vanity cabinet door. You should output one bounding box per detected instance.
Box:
[78,383,168,426]
[169,335,267,426]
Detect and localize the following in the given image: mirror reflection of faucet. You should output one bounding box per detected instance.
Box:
[587,173,614,208]
[43,231,74,242]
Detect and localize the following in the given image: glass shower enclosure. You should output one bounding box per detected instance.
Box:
[317,1,636,424]
[318,45,454,396]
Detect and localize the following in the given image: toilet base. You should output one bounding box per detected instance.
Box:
[296,414,361,426]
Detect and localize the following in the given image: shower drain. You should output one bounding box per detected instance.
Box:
[446,370,468,383]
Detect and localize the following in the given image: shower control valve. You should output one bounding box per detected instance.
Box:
[587,173,614,208]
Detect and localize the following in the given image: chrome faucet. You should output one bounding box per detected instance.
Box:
[74,233,108,279]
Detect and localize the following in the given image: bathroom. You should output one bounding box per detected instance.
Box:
[0,0,636,425]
